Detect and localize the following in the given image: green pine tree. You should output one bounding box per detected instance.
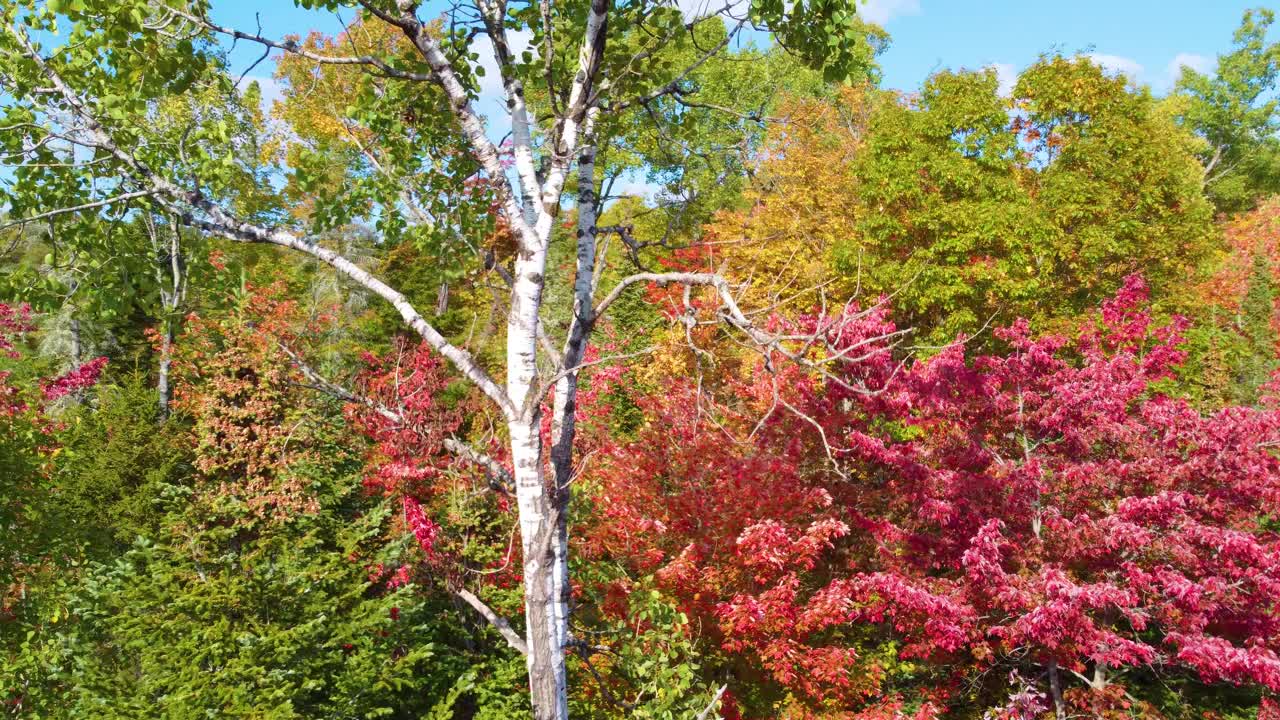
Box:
[1234,249,1279,403]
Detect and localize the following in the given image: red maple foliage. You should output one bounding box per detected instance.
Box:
[0,303,33,357]
[1,302,108,413]
[345,340,463,499]
[40,356,108,402]
[584,276,1280,715]
[345,339,523,589]
[345,340,462,577]
[1,302,108,626]
[0,303,36,418]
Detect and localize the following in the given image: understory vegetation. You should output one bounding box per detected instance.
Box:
[3,1,1280,718]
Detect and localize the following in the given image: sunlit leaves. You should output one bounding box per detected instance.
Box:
[1169,8,1280,212]
[750,0,888,83]
[585,281,1280,716]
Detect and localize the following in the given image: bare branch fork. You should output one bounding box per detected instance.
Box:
[4,6,860,718]
[595,270,913,397]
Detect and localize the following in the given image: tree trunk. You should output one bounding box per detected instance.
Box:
[157,320,173,418]
[510,416,569,720]
[1048,660,1066,720]
[150,214,184,421]
[435,281,449,317]
[507,229,568,720]
[69,315,81,364]
[530,116,600,720]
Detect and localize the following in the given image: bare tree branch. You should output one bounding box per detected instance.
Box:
[696,685,729,720]
[607,20,744,112]
[536,0,609,227]
[6,24,516,417]
[0,189,157,231]
[595,270,913,397]
[280,343,516,493]
[161,6,435,82]
[456,587,529,655]
[279,342,399,421]
[442,437,515,493]
[594,271,736,320]
[359,0,542,253]
[475,0,544,226]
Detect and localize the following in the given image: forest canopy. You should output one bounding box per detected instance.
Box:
[3,1,1280,719]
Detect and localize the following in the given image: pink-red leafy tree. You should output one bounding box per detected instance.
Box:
[0,302,107,628]
[584,276,1280,718]
[171,285,324,522]
[346,341,462,578]
[345,339,526,599]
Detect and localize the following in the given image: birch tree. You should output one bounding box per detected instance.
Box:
[0,0,884,716]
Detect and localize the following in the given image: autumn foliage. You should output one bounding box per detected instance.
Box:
[584,277,1280,717]
[171,286,323,520]
[8,4,1280,716]
[0,302,107,632]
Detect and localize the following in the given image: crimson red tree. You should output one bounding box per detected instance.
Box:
[1,302,107,634]
[584,277,1280,718]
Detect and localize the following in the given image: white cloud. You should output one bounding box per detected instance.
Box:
[1080,51,1213,92]
[1085,53,1144,81]
[987,62,1016,97]
[472,30,534,101]
[1166,52,1212,83]
[858,0,921,26]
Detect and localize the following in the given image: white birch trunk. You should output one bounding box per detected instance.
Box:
[13,15,622,719]
[507,218,569,719]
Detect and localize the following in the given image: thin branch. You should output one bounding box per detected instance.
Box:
[594,272,734,320]
[455,588,528,655]
[597,270,912,397]
[161,6,434,82]
[280,342,398,421]
[607,20,744,112]
[442,437,515,493]
[280,342,516,492]
[0,189,156,230]
[539,345,655,406]
[672,94,777,123]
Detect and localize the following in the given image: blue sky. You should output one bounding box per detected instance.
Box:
[214,0,1268,101]
[206,0,1268,199]
[867,0,1263,94]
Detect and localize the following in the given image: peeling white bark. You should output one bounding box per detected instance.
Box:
[536,0,609,234]
[5,10,730,720]
[476,0,545,228]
